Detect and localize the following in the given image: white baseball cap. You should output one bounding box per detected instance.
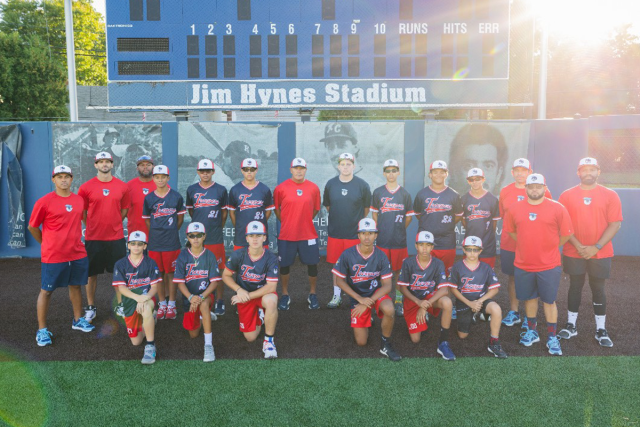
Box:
[430,160,448,171]
[94,151,113,163]
[357,218,377,233]
[153,165,170,175]
[241,158,258,169]
[291,158,307,168]
[416,231,435,244]
[512,158,531,169]
[467,168,485,178]
[462,236,483,248]
[383,159,399,170]
[187,222,206,234]
[526,173,546,186]
[128,231,147,243]
[197,159,215,170]
[578,157,599,170]
[245,220,266,235]
[338,153,355,163]
[52,165,73,177]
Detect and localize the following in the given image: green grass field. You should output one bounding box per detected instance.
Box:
[2,355,640,427]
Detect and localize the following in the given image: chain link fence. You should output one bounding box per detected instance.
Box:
[588,128,640,188]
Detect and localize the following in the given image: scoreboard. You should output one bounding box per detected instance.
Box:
[106,0,513,110]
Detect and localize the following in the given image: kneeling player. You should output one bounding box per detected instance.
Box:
[398,231,455,361]
[112,231,160,364]
[174,222,221,362]
[443,236,508,359]
[222,221,279,359]
[332,219,401,361]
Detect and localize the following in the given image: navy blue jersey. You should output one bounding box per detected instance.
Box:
[227,181,274,247]
[186,182,228,245]
[174,248,221,296]
[459,191,501,257]
[332,245,393,305]
[225,247,279,292]
[323,176,372,239]
[443,260,500,306]
[112,255,161,317]
[412,186,462,250]
[370,185,415,249]
[142,189,186,251]
[397,256,448,300]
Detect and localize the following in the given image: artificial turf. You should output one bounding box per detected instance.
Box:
[2,355,640,427]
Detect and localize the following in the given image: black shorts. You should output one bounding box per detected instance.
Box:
[86,239,126,276]
[562,256,611,279]
[500,250,515,276]
[277,239,320,268]
[456,299,495,334]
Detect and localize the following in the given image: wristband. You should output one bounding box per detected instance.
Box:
[595,243,603,250]
[188,294,194,301]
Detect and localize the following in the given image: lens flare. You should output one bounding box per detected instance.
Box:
[489,42,506,56]
[97,318,121,339]
[453,68,470,80]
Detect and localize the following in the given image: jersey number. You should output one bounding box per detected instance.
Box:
[209,210,219,218]
[254,211,264,220]
[395,215,404,223]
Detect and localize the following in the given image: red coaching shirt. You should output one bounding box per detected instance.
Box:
[558,185,623,259]
[274,179,321,241]
[127,177,156,235]
[29,192,87,263]
[499,183,552,252]
[78,177,131,241]
[503,198,573,272]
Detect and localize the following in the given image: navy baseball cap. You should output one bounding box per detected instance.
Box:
[136,155,154,165]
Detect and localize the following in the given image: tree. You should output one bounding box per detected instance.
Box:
[0,32,69,120]
[0,0,106,86]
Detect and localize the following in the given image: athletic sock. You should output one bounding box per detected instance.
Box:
[381,335,390,347]
[333,286,341,298]
[490,336,499,345]
[168,300,176,308]
[528,317,537,331]
[265,334,274,343]
[204,333,212,346]
[159,301,167,307]
[595,315,606,330]
[567,311,578,326]
[146,340,155,346]
[439,327,449,344]
[547,322,557,338]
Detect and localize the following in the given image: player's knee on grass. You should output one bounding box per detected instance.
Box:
[409,332,421,344]
[130,334,145,346]
[243,328,261,342]
[188,328,200,339]
[458,331,469,339]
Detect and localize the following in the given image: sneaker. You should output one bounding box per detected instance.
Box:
[36,328,53,347]
[263,340,278,359]
[502,310,521,327]
[488,342,508,359]
[114,303,125,318]
[327,294,341,309]
[595,329,613,348]
[380,342,402,362]
[203,344,216,362]
[141,344,156,364]
[209,311,218,322]
[521,319,529,331]
[519,329,540,347]
[72,317,95,333]
[84,305,96,323]
[394,302,404,317]
[437,341,456,361]
[451,305,457,320]
[165,305,177,320]
[558,323,577,340]
[153,309,158,324]
[258,308,265,325]
[278,295,290,311]
[214,299,226,316]
[308,294,320,310]
[157,304,167,320]
[547,336,563,355]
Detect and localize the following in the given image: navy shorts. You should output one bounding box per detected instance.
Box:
[277,239,320,268]
[514,266,561,304]
[563,256,611,279]
[41,257,89,291]
[456,299,495,334]
[86,239,126,276]
[500,250,515,276]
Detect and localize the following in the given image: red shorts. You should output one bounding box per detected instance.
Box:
[327,237,360,264]
[480,257,496,269]
[351,294,392,328]
[233,245,269,251]
[148,249,181,274]
[432,249,456,274]
[183,294,215,331]
[403,293,440,334]
[237,293,277,333]
[125,312,143,338]
[205,244,226,272]
[378,247,408,271]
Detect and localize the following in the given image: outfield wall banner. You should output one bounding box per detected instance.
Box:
[177,122,279,252]
[52,124,163,193]
[0,125,26,249]
[296,122,405,251]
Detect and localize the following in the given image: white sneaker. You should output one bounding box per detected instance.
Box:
[327,294,342,309]
[203,344,215,362]
[84,305,96,323]
[263,340,278,359]
[141,344,156,364]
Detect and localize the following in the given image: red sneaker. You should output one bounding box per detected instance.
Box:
[165,305,177,320]
[157,304,167,320]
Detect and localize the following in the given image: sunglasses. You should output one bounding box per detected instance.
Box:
[242,168,257,172]
[187,233,205,239]
[463,247,482,253]
[129,241,145,246]
[384,169,399,173]
[467,177,483,182]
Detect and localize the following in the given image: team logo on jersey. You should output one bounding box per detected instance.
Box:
[517,195,525,202]
[379,197,404,213]
[342,189,348,196]
[152,202,177,219]
[143,188,149,195]
[199,282,207,290]
[193,193,220,208]
[351,264,380,283]
[584,197,592,205]
[238,194,264,211]
[467,204,490,221]
[103,189,110,196]
[529,213,537,221]
[125,271,152,289]
[185,263,209,282]
[409,274,436,292]
[65,204,73,212]
[296,189,303,196]
[460,277,484,294]
[424,198,452,214]
[240,265,266,283]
